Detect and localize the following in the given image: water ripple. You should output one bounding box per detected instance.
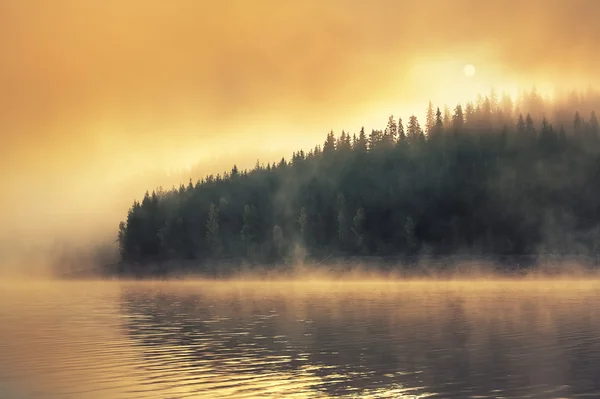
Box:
[0,280,599,398]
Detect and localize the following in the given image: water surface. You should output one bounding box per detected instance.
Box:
[1,279,599,398]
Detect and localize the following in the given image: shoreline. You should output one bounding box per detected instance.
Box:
[62,253,600,280]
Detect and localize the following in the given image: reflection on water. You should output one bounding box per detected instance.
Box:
[1,280,600,398]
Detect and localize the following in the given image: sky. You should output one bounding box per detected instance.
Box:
[2,0,600,266]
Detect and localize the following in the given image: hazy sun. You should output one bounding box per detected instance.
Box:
[463,64,476,77]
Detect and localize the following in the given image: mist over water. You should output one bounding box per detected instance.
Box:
[1,278,599,398]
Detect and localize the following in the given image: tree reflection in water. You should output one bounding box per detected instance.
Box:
[118,281,600,398]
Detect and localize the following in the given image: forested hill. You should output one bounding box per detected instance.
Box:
[116,89,600,275]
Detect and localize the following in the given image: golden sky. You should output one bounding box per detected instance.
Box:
[2,0,600,260]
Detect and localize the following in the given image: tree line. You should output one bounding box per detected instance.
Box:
[115,88,600,275]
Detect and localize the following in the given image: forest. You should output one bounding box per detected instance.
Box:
[115,88,600,276]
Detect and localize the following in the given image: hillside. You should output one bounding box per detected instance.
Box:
[115,89,600,275]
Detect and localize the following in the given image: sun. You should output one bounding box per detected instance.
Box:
[463,64,476,77]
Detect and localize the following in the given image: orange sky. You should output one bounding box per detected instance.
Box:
[2,0,600,264]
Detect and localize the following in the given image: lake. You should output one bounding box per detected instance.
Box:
[0,279,599,398]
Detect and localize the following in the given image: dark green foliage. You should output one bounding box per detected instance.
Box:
[241,204,259,260]
[397,118,405,143]
[406,115,423,144]
[116,89,600,274]
[452,105,464,131]
[351,207,366,252]
[425,101,435,136]
[206,203,222,259]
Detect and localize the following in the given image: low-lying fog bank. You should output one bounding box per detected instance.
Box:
[51,255,600,282]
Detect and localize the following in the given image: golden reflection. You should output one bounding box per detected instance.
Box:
[1,279,599,398]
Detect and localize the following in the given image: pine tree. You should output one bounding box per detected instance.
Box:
[443,106,451,128]
[574,111,583,135]
[406,115,422,145]
[425,101,435,135]
[344,132,351,149]
[323,130,336,154]
[369,129,383,151]
[539,118,557,150]
[525,114,536,135]
[386,115,398,145]
[516,114,526,135]
[482,96,492,128]
[397,118,406,143]
[241,204,259,259]
[430,107,444,137]
[489,88,498,112]
[351,208,366,251]
[117,221,127,257]
[355,127,368,152]
[206,203,222,258]
[337,131,352,151]
[465,102,475,125]
[453,104,464,131]
[337,131,347,150]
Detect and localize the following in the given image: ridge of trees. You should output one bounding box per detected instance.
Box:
[115,88,600,275]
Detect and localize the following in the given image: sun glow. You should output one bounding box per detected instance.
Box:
[464,64,476,77]
[405,55,562,114]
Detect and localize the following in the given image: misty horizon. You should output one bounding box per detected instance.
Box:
[3,0,600,274]
[5,85,600,276]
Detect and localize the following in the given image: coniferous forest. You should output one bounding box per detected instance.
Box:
[115,88,600,276]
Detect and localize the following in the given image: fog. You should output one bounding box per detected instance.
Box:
[55,256,600,284]
[3,0,600,275]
